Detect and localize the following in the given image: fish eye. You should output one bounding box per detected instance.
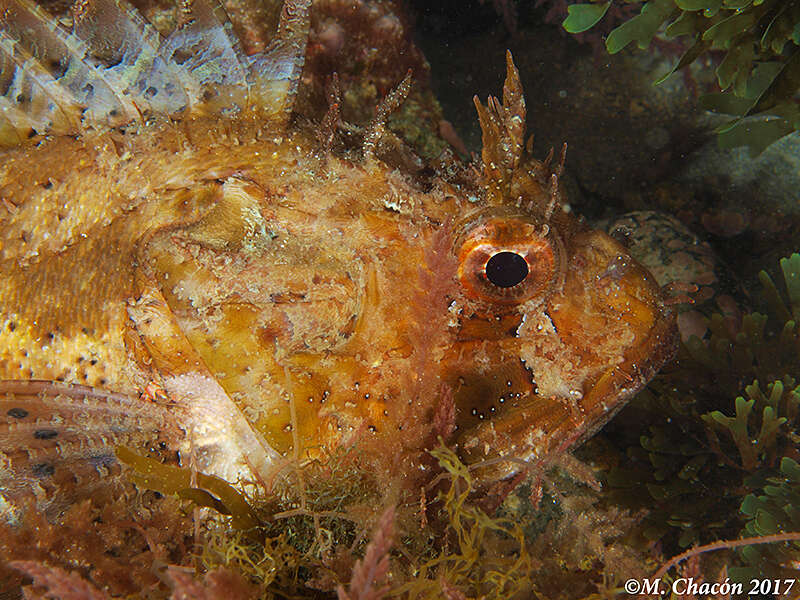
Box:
[485,251,529,288]
[457,214,565,305]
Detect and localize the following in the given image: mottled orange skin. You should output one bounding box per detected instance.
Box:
[0,57,676,502]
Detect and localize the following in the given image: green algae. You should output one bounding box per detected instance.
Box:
[600,252,800,570]
[563,1,800,154]
[394,445,535,599]
[735,457,800,580]
[563,2,611,33]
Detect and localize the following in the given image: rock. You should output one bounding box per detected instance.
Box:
[600,211,746,343]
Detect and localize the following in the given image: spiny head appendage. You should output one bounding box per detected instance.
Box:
[472,52,570,223]
[474,50,527,203]
[544,142,567,222]
[362,68,413,162]
[317,72,342,154]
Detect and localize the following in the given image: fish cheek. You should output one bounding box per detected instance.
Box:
[549,232,658,359]
[446,345,585,478]
[140,207,361,459]
[447,345,537,437]
[451,363,533,427]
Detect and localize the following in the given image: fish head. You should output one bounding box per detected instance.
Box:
[447,193,676,479]
[137,55,676,488]
[439,53,677,479]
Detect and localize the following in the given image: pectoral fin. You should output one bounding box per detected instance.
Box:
[0,379,183,518]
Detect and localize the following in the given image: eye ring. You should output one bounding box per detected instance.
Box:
[457,214,565,305]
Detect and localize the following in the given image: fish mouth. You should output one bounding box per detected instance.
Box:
[452,289,678,483]
[572,301,679,447]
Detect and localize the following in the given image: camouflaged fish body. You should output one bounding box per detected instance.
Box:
[0,0,310,508]
[0,0,677,516]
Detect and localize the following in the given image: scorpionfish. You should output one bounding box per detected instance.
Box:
[0,0,677,515]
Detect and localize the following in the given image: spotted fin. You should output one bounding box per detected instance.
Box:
[0,0,140,138]
[0,28,81,142]
[162,0,251,113]
[71,0,191,115]
[0,0,311,146]
[0,380,185,516]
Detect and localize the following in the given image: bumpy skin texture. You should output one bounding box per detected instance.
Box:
[0,2,676,510]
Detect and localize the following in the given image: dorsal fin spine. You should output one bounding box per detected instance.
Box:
[247,0,311,125]
[0,110,24,145]
[162,0,250,112]
[0,0,314,143]
[72,0,191,115]
[0,31,81,134]
[1,0,139,127]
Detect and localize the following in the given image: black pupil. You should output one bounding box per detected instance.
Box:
[485,251,528,288]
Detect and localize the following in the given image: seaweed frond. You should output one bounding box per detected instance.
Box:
[337,506,395,600]
[164,567,261,600]
[702,378,800,471]
[116,446,259,530]
[653,530,800,582]
[395,445,535,600]
[561,1,800,154]
[734,457,800,579]
[0,492,195,597]
[601,252,800,560]
[10,561,111,600]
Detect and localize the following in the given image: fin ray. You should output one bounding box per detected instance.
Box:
[0,0,137,126]
[0,33,82,138]
[0,0,313,142]
[163,0,250,112]
[0,380,184,512]
[72,0,190,114]
[246,0,311,124]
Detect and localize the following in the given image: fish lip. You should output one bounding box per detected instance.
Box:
[574,300,679,446]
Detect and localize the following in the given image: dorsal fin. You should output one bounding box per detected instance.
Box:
[0,0,140,136]
[0,111,24,146]
[0,31,81,138]
[162,0,250,113]
[246,0,311,125]
[72,0,190,115]
[0,0,312,145]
